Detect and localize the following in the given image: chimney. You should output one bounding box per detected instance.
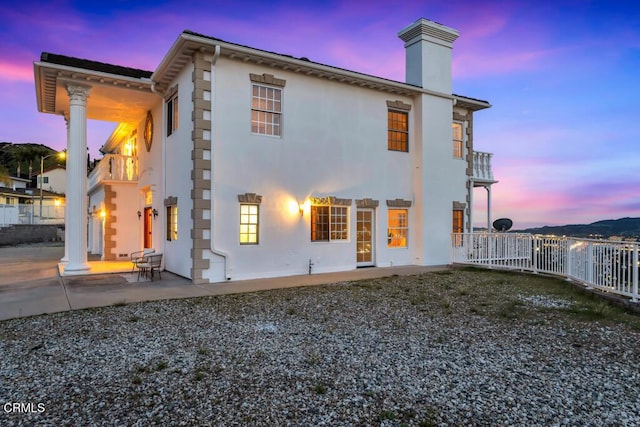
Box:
[398,18,459,93]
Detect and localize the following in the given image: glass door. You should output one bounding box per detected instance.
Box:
[356,208,375,267]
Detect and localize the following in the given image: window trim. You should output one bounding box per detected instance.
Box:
[452,121,464,159]
[310,201,350,242]
[251,83,283,137]
[387,208,409,248]
[388,109,409,152]
[166,92,178,136]
[239,203,259,245]
[166,204,178,241]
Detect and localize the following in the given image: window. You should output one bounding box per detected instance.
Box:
[167,94,178,136]
[166,205,178,241]
[387,209,408,248]
[239,204,259,244]
[452,209,463,246]
[311,205,348,242]
[388,110,408,152]
[452,209,464,234]
[251,84,282,136]
[452,122,463,158]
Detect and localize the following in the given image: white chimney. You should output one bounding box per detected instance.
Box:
[398,18,459,93]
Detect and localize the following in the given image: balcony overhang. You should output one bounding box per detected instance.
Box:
[34,54,160,124]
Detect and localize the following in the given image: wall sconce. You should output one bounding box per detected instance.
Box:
[99,209,106,219]
[137,210,142,220]
[152,208,158,219]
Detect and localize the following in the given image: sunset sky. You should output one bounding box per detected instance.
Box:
[1,0,638,229]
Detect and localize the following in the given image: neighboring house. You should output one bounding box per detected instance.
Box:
[34,18,497,280]
[7,176,30,191]
[35,165,66,194]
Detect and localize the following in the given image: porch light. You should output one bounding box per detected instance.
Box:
[152,208,158,219]
[99,209,106,218]
[137,210,142,220]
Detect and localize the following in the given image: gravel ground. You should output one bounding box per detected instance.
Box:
[1,269,639,426]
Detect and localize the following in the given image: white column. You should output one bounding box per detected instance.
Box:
[61,116,70,262]
[468,180,474,233]
[64,84,91,273]
[486,185,493,232]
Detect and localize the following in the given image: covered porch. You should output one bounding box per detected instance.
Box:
[34,53,159,276]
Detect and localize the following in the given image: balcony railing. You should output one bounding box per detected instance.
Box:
[88,154,138,190]
[472,151,494,182]
[452,233,639,302]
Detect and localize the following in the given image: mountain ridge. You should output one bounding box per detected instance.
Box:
[516,217,640,240]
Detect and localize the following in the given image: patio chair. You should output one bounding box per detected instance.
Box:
[136,253,163,282]
[131,248,155,273]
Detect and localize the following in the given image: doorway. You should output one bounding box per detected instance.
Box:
[144,207,153,248]
[356,208,375,267]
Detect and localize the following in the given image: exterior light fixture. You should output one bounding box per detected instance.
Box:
[152,208,158,219]
[137,210,142,220]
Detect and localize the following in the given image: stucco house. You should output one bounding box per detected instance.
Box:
[35,164,66,195]
[34,18,496,282]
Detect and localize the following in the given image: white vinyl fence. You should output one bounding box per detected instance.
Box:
[452,233,639,302]
[0,204,65,226]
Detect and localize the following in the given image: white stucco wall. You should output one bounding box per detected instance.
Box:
[162,65,194,279]
[207,58,422,281]
[42,167,67,194]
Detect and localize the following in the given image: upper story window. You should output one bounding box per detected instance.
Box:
[388,110,408,152]
[386,101,411,153]
[251,84,282,136]
[166,87,178,136]
[452,122,463,158]
[249,73,286,137]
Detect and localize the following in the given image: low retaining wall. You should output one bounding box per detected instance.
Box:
[0,224,64,246]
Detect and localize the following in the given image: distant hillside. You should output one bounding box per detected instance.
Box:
[0,142,63,179]
[517,217,640,240]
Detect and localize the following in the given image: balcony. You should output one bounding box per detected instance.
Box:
[472,151,495,183]
[88,154,138,191]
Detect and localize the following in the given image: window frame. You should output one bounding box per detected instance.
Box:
[311,204,349,242]
[388,110,409,152]
[251,84,282,137]
[239,203,259,245]
[166,93,178,136]
[452,121,463,159]
[166,205,178,241]
[387,208,408,248]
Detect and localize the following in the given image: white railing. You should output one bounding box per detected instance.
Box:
[452,233,639,302]
[472,151,494,181]
[88,154,138,190]
[0,204,65,226]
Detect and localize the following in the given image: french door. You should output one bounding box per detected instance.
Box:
[356,208,375,267]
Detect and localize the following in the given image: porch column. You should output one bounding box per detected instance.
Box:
[63,84,91,273]
[61,115,70,262]
[486,185,493,232]
[468,179,474,233]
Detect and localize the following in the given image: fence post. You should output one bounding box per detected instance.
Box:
[531,235,538,274]
[565,238,572,280]
[632,244,638,303]
[586,241,594,289]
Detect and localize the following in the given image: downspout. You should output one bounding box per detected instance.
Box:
[206,44,231,280]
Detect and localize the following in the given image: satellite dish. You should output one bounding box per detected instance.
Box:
[493,218,513,232]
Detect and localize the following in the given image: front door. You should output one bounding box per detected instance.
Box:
[144,207,153,248]
[356,208,375,267]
